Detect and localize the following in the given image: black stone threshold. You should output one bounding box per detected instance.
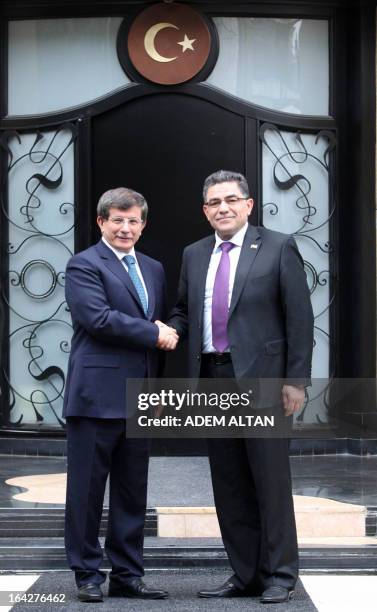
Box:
[0,508,157,538]
[0,537,377,573]
[1,435,377,457]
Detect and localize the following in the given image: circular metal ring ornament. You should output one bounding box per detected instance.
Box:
[20,260,58,299]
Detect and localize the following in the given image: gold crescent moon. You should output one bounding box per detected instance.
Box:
[144,22,179,63]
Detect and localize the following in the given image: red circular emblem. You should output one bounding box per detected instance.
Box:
[127,3,212,85]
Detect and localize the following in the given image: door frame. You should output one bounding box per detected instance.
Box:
[0,1,375,445]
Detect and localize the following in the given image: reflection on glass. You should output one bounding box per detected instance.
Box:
[8,18,130,116]
[207,18,329,115]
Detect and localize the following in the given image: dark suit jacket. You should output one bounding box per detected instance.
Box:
[169,224,313,384]
[63,240,166,419]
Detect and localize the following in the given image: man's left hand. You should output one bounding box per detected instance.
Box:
[281,385,305,417]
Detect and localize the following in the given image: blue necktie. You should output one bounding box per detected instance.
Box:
[123,255,148,315]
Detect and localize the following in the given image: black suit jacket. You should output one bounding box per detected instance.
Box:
[169,224,313,384]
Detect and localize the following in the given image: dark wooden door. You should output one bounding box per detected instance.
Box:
[91,92,248,377]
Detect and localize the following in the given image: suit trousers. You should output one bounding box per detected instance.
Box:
[65,417,149,587]
[201,358,298,591]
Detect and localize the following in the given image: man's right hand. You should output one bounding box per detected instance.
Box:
[155,321,179,351]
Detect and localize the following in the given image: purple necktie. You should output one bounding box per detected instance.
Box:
[212,241,234,352]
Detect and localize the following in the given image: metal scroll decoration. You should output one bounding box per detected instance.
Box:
[260,123,337,425]
[0,123,77,429]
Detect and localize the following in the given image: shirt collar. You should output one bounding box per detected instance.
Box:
[214,222,249,251]
[102,237,136,261]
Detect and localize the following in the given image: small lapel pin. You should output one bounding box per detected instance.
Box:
[250,243,258,249]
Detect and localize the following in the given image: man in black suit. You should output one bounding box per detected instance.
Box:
[64,187,177,602]
[166,170,313,604]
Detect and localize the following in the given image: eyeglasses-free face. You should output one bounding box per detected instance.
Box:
[203,181,253,240]
[97,206,146,253]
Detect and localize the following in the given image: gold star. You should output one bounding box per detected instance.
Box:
[177,34,196,53]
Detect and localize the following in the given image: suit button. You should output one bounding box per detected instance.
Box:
[196,354,201,361]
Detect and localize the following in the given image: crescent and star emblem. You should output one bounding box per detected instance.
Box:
[125,3,212,85]
[144,22,196,63]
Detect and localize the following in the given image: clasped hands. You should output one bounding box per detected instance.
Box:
[155,320,179,351]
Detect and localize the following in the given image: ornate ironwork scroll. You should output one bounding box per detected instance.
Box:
[0,124,77,429]
[260,123,337,425]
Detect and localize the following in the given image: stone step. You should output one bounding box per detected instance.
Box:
[157,496,368,538]
[0,508,157,538]
[0,537,376,572]
[0,496,370,540]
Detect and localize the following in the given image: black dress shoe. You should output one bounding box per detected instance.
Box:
[198,581,244,598]
[108,577,168,599]
[260,586,294,604]
[77,583,103,602]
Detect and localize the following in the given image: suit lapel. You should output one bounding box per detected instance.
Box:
[196,236,215,325]
[229,225,261,319]
[137,252,155,320]
[95,241,145,314]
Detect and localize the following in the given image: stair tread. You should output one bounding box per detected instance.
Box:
[0,536,377,548]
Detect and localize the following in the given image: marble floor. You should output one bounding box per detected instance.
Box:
[0,454,376,608]
[0,454,377,508]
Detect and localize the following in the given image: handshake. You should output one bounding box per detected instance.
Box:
[155,320,179,351]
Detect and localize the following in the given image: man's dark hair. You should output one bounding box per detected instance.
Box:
[97,187,148,221]
[203,170,250,202]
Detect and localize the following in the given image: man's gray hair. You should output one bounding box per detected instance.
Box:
[97,187,148,221]
[203,170,250,202]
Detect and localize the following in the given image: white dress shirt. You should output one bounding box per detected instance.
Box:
[101,237,149,309]
[202,223,248,353]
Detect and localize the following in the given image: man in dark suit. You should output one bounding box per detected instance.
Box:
[64,187,177,602]
[166,170,313,604]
